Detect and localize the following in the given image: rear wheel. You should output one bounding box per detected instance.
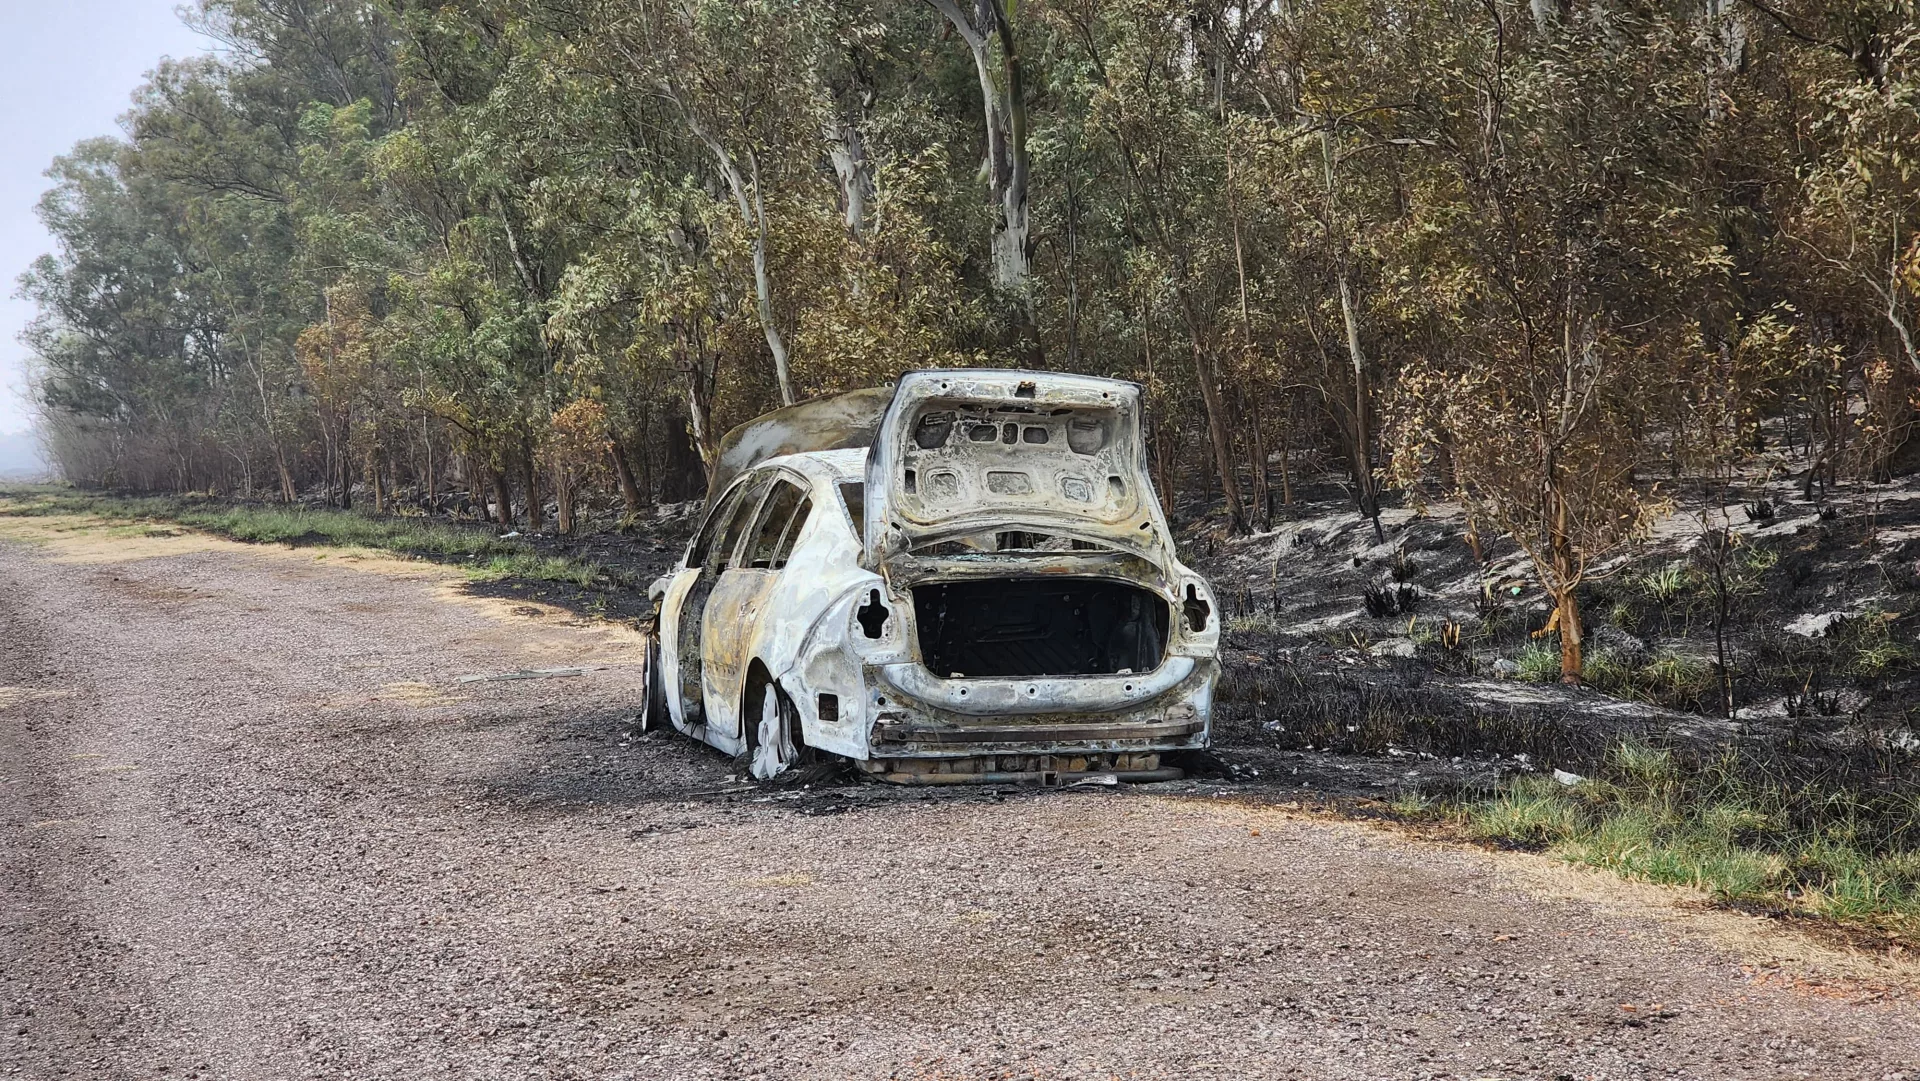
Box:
[747,679,803,780]
[637,619,670,733]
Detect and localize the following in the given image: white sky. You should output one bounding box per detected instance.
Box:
[0,1,212,436]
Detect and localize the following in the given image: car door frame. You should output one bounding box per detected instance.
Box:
[660,473,765,735]
[700,467,813,746]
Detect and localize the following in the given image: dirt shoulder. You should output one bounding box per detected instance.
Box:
[3,517,1919,1079]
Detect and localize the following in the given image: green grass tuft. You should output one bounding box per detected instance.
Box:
[1448,740,1920,937]
[1832,609,1917,677]
[464,553,602,588]
[1513,644,1562,682]
[1637,562,1695,606]
[1635,650,1715,708]
[1226,611,1281,635]
[1579,648,1635,693]
[1463,776,1582,846]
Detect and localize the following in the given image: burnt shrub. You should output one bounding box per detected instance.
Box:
[1363,582,1421,618]
[1745,629,1839,699]
[1391,548,1418,582]
[1778,553,1817,591]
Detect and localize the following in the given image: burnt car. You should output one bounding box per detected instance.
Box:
[640,370,1219,783]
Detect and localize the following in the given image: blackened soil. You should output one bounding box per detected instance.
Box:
[518,512,700,588]
[459,515,697,626]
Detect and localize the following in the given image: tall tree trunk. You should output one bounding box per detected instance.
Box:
[826,115,874,239]
[1065,172,1081,367]
[463,451,481,514]
[492,469,513,527]
[1248,392,1271,531]
[554,461,575,535]
[745,151,795,406]
[1154,419,1177,518]
[323,426,337,507]
[666,95,797,407]
[1322,128,1384,544]
[1277,391,1294,507]
[610,439,643,516]
[928,0,1031,303]
[1192,340,1250,534]
[424,429,438,506]
[1229,126,1267,533]
[1337,271,1384,544]
[1554,587,1584,684]
[520,442,544,532]
[1551,496,1584,684]
[634,408,654,503]
[663,413,705,503]
[674,326,720,470]
[276,450,296,505]
[370,448,386,515]
[225,284,295,505]
[337,426,352,511]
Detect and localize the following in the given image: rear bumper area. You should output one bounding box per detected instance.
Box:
[872,714,1203,745]
[863,657,1216,763]
[858,752,1181,785]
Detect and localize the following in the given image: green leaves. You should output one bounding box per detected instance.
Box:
[20,0,1920,544]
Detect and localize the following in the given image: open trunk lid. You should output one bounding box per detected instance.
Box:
[863,370,1173,568]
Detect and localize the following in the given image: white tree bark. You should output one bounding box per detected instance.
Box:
[927,0,1031,301]
[665,83,797,407]
[826,118,873,238]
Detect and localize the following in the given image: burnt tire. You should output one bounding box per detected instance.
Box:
[637,623,670,733]
[747,679,803,781]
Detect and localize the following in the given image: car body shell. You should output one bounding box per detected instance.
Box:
[647,371,1219,781]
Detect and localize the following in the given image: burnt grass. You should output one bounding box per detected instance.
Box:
[460,511,698,624]
[1209,644,1602,767]
[1173,473,1920,819]
[402,479,1920,865]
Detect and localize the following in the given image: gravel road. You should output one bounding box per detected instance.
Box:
[3,521,1918,1081]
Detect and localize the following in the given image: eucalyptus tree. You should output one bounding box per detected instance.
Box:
[1044,0,1257,532]
[1774,4,1920,381]
[1388,0,1733,683]
[573,0,852,409]
[23,0,1920,619]
[927,0,1033,307]
[21,141,226,489]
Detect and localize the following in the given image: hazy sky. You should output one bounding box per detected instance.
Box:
[0,2,212,436]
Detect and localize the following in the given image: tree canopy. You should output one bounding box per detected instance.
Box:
[19,0,1920,679]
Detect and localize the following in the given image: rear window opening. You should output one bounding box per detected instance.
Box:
[906,404,1111,459]
[838,480,865,541]
[913,578,1169,678]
